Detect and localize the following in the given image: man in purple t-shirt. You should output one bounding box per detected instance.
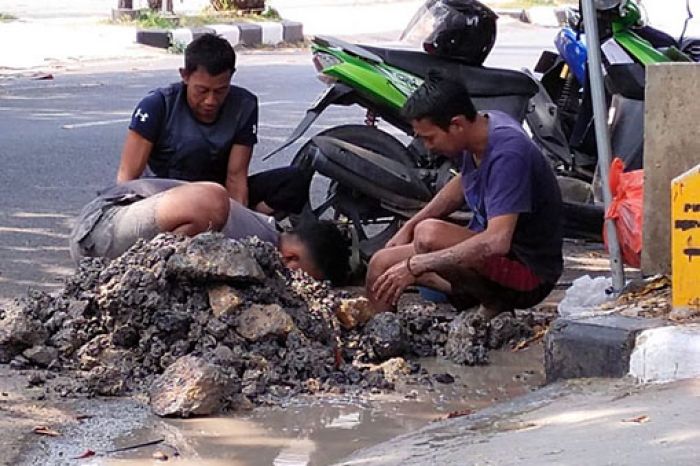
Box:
[367,71,563,318]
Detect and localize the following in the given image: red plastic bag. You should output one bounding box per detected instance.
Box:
[603,158,643,268]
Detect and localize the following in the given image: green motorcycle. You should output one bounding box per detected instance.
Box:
[268,0,691,260]
[265,0,549,261]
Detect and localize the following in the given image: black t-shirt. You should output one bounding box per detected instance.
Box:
[128,82,258,185]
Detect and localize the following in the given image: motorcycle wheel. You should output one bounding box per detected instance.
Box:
[290,125,411,265]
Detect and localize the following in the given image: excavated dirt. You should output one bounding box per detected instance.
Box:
[0,233,552,417]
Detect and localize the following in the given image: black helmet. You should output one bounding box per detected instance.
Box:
[423,0,498,65]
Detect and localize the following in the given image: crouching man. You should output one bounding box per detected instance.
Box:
[367,71,563,318]
[69,179,350,285]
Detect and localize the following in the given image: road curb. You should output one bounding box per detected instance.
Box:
[136,20,304,49]
[518,6,568,28]
[546,315,700,384]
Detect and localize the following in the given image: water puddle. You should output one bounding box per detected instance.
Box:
[96,346,543,466]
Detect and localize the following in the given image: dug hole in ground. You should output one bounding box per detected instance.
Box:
[0,232,633,464]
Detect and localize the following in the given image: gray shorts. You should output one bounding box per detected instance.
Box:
[69,192,164,263]
[69,184,280,264]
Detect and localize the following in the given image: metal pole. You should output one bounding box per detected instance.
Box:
[580,0,626,293]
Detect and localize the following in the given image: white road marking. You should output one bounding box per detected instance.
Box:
[62,118,130,129]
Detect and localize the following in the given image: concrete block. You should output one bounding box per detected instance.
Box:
[236,23,262,46]
[171,27,194,47]
[545,315,663,383]
[522,7,559,28]
[642,64,700,275]
[629,324,700,383]
[259,22,284,45]
[136,29,171,49]
[282,20,304,43]
[210,24,240,47]
[191,27,216,41]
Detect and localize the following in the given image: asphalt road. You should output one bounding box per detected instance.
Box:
[0,24,556,303]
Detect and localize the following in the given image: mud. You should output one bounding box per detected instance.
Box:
[16,346,545,466]
[0,233,553,418]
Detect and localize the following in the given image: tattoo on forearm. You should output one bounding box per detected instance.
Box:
[417,238,496,276]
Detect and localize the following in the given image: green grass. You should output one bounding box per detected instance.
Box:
[113,5,282,29]
[136,10,178,29]
[0,13,17,22]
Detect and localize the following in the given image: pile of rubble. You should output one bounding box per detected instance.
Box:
[0,233,545,418]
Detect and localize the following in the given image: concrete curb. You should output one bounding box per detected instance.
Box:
[518,6,569,28]
[136,20,303,49]
[545,315,700,384]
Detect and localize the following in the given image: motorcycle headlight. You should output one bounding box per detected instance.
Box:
[594,0,621,10]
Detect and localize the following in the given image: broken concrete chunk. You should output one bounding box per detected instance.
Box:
[372,357,411,383]
[67,300,90,319]
[444,312,489,366]
[364,313,406,361]
[166,233,265,283]
[86,365,127,396]
[235,304,296,341]
[336,297,375,329]
[22,345,59,368]
[77,335,134,372]
[208,284,243,318]
[111,325,139,348]
[0,302,48,363]
[150,356,235,417]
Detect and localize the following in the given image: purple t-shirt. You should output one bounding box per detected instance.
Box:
[460,111,563,283]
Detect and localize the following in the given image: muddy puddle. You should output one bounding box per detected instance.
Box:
[41,345,543,466]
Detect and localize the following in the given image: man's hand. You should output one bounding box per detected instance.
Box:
[386,223,415,248]
[372,258,416,306]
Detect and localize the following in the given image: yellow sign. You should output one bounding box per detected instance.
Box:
[672,164,700,310]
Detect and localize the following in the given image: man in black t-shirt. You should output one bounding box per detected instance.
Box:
[116,33,308,216]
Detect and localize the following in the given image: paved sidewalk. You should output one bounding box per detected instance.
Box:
[340,377,700,465]
[0,18,168,72]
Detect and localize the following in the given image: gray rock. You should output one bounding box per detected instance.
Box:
[208,284,243,317]
[444,312,489,366]
[85,365,127,396]
[67,300,89,319]
[10,355,30,370]
[112,325,139,348]
[209,344,236,365]
[0,302,48,363]
[150,356,235,417]
[77,335,134,372]
[22,345,59,367]
[235,304,296,341]
[364,313,406,361]
[153,310,192,343]
[167,233,265,283]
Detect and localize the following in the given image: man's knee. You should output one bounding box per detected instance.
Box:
[192,182,229,228]
[367,249,395,280]
[413,219,445,254]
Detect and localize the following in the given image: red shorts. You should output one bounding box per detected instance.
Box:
[476,256,542,292]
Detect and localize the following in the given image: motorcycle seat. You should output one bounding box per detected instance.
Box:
[360,45,538,98]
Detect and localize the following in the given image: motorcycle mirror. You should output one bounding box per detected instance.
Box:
[680,0,694,44]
